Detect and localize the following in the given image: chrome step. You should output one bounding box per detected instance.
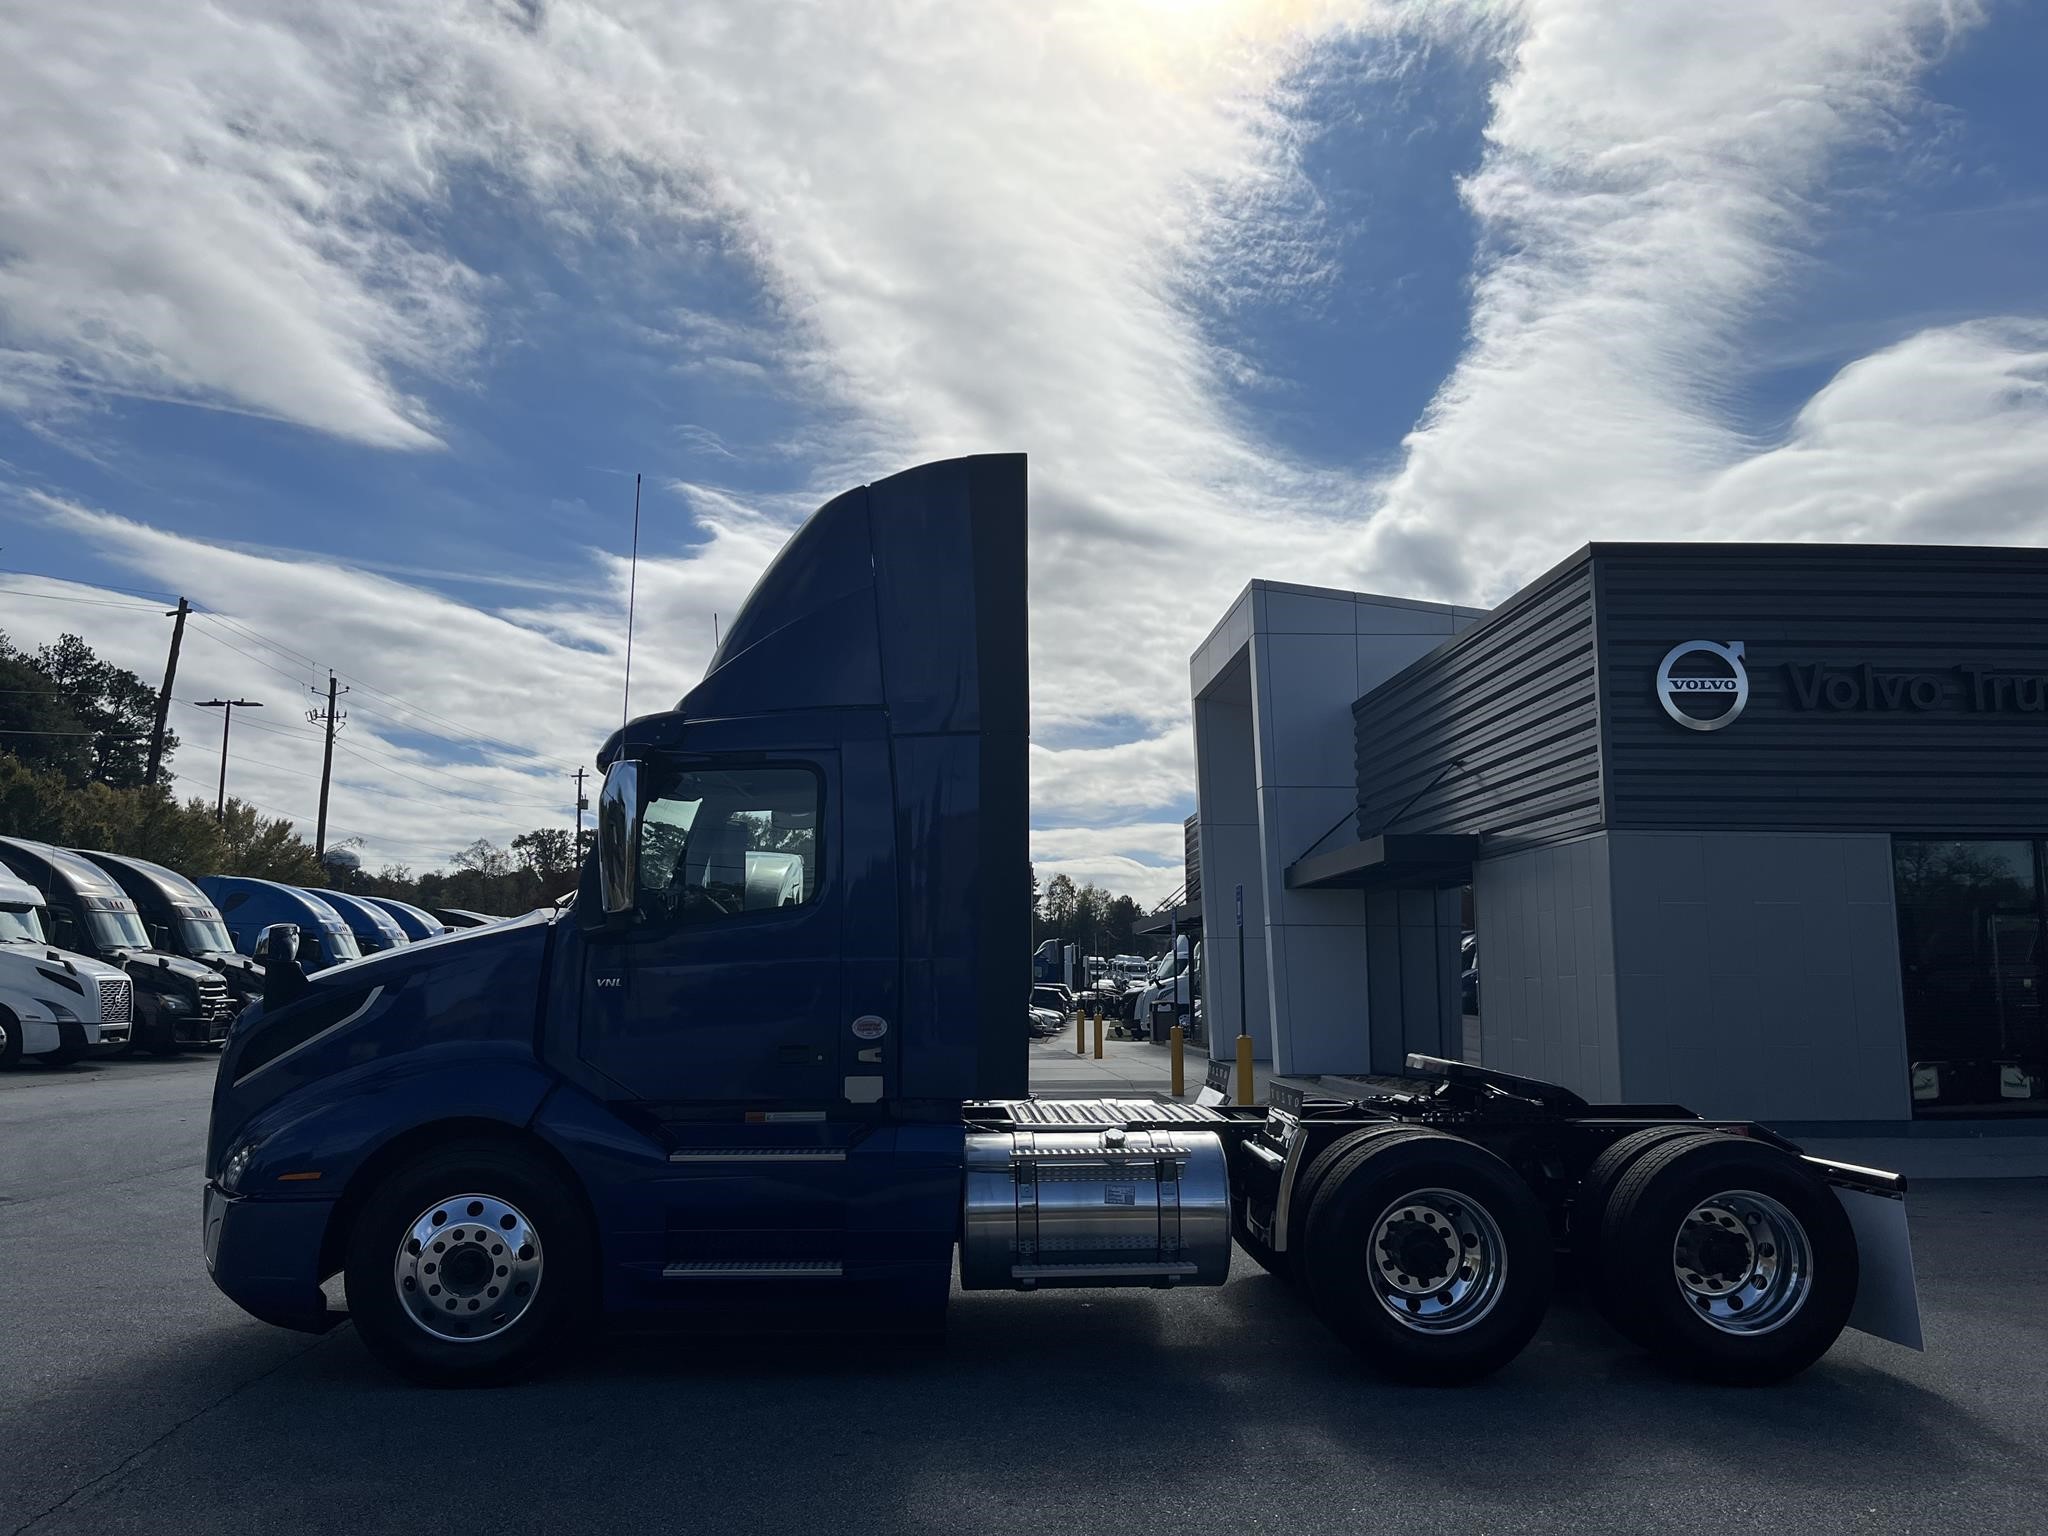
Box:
[662,1260,844,1279]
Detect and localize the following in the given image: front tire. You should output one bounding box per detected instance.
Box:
[0,1010,21,1070]
[343,1139,594,1387]
[1597,1134,1857,1384]
[1300,1129,1553,1384]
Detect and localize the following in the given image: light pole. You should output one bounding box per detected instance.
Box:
[195,698,262,821]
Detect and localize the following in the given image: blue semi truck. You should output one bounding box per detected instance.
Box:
[202,455,1920,1388]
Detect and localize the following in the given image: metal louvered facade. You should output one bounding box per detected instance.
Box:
[1354,542,2048,846]
[1352,552,1602,852]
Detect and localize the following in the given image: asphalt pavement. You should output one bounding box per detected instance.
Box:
[3,1052,2046,1536]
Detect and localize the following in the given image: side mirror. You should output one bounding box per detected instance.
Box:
[597,758,643,918]
[257,924,309,1010]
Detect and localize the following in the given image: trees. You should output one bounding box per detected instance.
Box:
[0,751,319,879]
[0,631,171,788]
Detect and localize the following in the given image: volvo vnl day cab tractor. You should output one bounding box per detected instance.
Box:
[314,889,411,955]
[0,865,133,1067]
[201,455,1921,1389]
[79,850,265,1015]
[196,877,364,973]
[0,837,230,1054]
[360,896,453,942]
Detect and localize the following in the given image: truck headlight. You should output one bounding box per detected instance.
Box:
[219,1139,261,1194]
[48,1001,78,1022]
[158,994,190,1014]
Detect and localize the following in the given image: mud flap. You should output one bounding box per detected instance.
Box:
[1832,1182,1924,1351]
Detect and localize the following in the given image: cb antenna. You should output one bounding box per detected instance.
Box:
[622,471,641,733]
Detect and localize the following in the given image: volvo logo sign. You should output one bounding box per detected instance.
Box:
[1656,641,1749,732]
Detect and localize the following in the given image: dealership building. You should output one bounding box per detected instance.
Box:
[1190,544,2048,1129]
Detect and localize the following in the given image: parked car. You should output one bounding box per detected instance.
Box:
[0,837,229,1054]
[0,864,133,1067]
[1029,983,1073,1015]
[196,877,363,972]
[78,849,264,1015]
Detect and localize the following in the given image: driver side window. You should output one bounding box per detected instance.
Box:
[637,765,819,925]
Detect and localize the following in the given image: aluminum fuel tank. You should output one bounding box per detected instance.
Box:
[960,1127,1231,1290]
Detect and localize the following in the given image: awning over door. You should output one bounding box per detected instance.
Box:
[1284,834,1478,891]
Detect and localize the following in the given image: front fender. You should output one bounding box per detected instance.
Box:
[223,1044,558,1195]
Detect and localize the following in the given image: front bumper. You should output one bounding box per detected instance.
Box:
[202,1183,345,1333]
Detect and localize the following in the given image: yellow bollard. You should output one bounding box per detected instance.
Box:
[1235,1032,1254,1106]
[1169,1023,1185,1098]
[1093,1008,1104,1060]
[1075,1004,1086,1054]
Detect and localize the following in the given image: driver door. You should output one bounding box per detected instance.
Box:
[578,751,841,1107]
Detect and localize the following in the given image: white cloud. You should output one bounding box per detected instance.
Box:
[4,0,2045,908]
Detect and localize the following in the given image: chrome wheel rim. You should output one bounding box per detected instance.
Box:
[1672,1189,1812,1336]
[1367,1188,1507,1335]
[392,1193,543,1343]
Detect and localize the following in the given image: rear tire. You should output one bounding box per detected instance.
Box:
[1300,1129,1553,1384]
[1597,1134,1857,1384]
[343,1139,595,1387]
[1571,1125,1710,1333]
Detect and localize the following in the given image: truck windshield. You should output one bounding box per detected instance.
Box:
[0,907,46,944]
[179,916,236,955]
[86,906,152,950]
[318,921,363,963]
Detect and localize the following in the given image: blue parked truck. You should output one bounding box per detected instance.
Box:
[196,877,363,972]
[203,456,1921,1387]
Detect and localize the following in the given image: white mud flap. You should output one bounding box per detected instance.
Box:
[1823,1174,1924,1351]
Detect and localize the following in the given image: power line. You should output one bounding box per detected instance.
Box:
[201,609,321,672]
[0,568,183,605]
[187,617,312,689]
[0,587,161,611]
[331,738,565,810]
[9,573,573,769]
[337,681,575,768]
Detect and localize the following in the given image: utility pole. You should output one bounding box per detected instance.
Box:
[572,766,589,859]
[307,674,349,856]
[195,698,262,821]
[145,598,189,787]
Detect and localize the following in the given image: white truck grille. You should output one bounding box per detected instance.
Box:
[98,977,133,1024]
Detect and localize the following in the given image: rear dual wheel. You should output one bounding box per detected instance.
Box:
[1299,1130,1553,1384]
[1588,1133,1857,1384]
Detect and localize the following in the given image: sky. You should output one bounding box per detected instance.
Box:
[1,0,2045,907]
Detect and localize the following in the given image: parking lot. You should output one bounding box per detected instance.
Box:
[4,1053,2047,1536]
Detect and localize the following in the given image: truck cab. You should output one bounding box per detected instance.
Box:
[0,865,133,1067]
[78,849,265,1015]
[359,895,452,942]
[0,837,229,1055]
[196,877,364,973]
[313,889,411,955]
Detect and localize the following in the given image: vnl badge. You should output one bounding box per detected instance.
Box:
[1656,640,1749,733]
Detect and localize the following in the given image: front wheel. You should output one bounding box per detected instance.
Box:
[343,1139,594,1386]
[0,1011,21,1070]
